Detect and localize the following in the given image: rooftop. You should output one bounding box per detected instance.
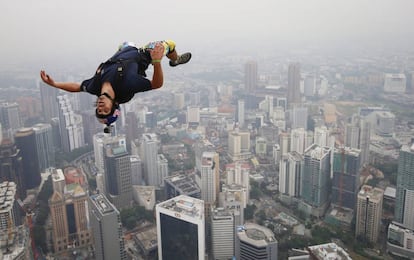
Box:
[308,243,351,260]
[157,195,204,220]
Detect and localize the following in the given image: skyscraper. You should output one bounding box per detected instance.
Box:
[156,195,205,260]
[237,99,245,128]
[57,95,85,152]
[287,63,301,108]
[0,140,24,198]
[197,151,219,206]
[49,169,92,254]
[346,114,371,165]
[157,154,168,187]
[89,193,127,260]
[300,144,331,217]
[0,181,21,246]
[228,131,251,161]
[331,147,361,210]
[291,106,308,130]
[130,155,143,185]
[0,102,21,138]
[395,143,414,230]
[235,223,278,260]
[104,144,132,210]
[141,133,158,186]
[244,61,258,92]
[211,207,234,260]
[33,123,55,173]
[14,128,41,192]
[279,151,303,197]
[40,83,59,122]
[356,185,384,243]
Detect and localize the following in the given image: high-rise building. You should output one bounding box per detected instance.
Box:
[174,92,185,110]
[304,75,316,97]
[187,106,200,126]
[279,151,303,197]
[93,133,127,173]
[314,126,329,147]
[157,154,168,187]
[0,140,25,198]
[49,169,92,254]
[33,123,55,172]
[104,144,132,210]
[226,162,250,190]
[0,102,22,135]
[395,143,414,230]
[164,173,201,199]
[156,195,205,260]
[188,90,201,106]
[356,185,384,243]
[291,106,308,130]
[228,131,251,161]
[39,83,59,122]
[237,99,245,128]
[130,155,143,185]
[287,63,301,108]
[331,147,361,210]
[255,137,267,156]
[387,222,414,259]
[244,61,258,92]
[141,133,158,186]
[0,182,21,246]
[57,95,85,152]
[211,207,234,260]
[345,114,371,165]
[290,128,306,154]
[14,128,41,192]
[197,152,219,209]
[235,223,278,260]
[300,144,331,217]
[89,193,127,260]
[384,73,406,93]
[220,184,247,226]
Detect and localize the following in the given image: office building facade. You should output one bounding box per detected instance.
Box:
[395,143,414,230]
[356,185,384,243]
[156,195,205,260]
[331,147,361,210]
[89,194,127,260]
[235,223,278,260]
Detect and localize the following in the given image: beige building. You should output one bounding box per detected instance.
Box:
[356,185,384,243]
[49,169,92,254]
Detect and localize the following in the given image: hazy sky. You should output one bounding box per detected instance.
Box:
[1,0,414,67]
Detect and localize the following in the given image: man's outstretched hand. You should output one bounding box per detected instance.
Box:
[40,70,56,87]
[150,43,165,61]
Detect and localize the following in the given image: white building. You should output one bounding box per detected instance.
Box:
[156,195,205,260]
[235,223,278,260]
[384,73,406,93]
[211,208,234,260]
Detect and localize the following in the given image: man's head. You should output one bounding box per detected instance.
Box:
[95,92,120,126]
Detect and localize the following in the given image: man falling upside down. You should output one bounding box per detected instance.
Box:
[40,40,191,132]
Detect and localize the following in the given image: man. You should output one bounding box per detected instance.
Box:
[40,40,191,131]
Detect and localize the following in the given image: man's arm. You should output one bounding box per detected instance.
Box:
[40,70,81,92]
[151,62,163,89]
[149,43,164,89]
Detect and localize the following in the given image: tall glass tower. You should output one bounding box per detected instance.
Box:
[156,195,205,260]
[395,144,414,230]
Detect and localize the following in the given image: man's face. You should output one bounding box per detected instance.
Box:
[96,94,113,117]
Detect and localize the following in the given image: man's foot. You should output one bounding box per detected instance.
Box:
[169,52,192,67]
